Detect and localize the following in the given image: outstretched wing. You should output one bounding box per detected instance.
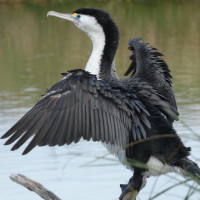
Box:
[1,69,150,155]
[125,38,178,122]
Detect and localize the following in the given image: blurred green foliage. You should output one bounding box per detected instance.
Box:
[0,0,199,106]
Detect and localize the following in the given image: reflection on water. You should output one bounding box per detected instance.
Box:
[0,1,200,200]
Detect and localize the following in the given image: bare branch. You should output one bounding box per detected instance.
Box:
[10,174,61,200]
[121,190,138,200]
[10,173,138,200]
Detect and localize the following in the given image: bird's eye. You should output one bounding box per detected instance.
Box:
[72,13,81,20]
[76,14,81,20]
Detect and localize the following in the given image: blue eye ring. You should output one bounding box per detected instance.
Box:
[76,14,81,20]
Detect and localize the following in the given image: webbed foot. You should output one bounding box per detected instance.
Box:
[119,177,137,200]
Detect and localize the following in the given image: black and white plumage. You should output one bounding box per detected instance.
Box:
[1,8,200,198]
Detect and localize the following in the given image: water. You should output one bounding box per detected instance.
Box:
[0,1,200,200]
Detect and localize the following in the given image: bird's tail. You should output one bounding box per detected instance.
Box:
[179,158,200,184]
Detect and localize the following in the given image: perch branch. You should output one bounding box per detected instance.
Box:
[121,190,138,200]
[10,173,137,200]
[10,174,61,200]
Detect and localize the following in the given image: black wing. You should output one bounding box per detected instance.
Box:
[124,38,178,122]
[1,69,150,155]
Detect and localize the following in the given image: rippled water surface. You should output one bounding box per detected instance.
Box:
[0,1,200,200]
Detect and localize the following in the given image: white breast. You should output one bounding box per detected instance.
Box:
[144,156,183,177]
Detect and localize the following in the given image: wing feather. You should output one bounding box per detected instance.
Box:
[124,38,178,123]
[2,70,150,154]
[11,110,48,151]
[52,110,66,145]
[85,104,91,141]
[3,106,41,139]
[56,108,71,146]
[73,103,80,143]
[98,108,105,143]
[90,103,96,141]
[81,104,86,140]
[94,109,100,141]
[66,106,75,144]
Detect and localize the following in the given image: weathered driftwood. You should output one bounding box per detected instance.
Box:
[10,173,137,200]
[10,174,61,200]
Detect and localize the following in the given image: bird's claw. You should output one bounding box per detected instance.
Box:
[119,177,136,200]
[119,184,134,200]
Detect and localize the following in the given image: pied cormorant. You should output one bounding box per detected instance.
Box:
[1,8,200,199]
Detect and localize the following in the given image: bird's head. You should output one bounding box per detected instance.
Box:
[47,8,119,43]
[47,8,119,78]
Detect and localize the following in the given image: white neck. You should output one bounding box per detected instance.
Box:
[74,15,106,78]
[85,30,105,78]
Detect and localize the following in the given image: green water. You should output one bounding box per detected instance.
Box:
[0,0,199,107]
[0,1,200,200]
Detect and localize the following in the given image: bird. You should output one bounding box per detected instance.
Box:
[1,8,200,199]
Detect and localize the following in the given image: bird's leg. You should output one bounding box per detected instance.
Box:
[119,168,146,200]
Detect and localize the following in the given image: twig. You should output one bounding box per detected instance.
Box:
[10,174,61,200]
[149,179,191,200]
